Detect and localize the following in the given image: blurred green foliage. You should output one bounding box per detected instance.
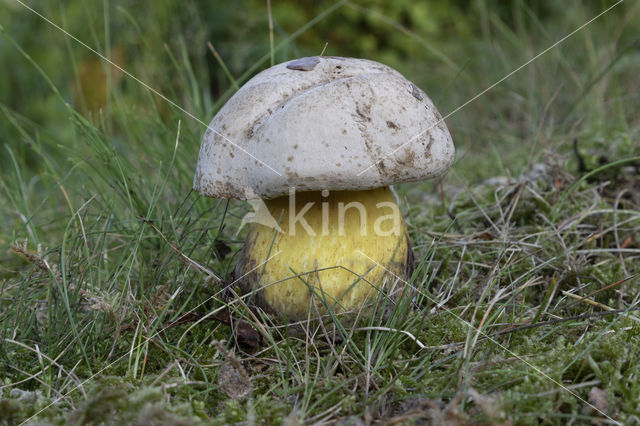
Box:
[2,0,636,171]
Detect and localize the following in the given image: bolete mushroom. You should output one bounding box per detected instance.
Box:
[194,56,454,320]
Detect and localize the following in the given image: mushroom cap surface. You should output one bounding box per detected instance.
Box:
[194,56,454,200]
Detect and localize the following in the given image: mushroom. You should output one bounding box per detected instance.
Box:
[194,56,454,320]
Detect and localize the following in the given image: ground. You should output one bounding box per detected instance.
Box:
[0,1,639,425]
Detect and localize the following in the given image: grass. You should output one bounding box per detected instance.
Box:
[1,0,639,424]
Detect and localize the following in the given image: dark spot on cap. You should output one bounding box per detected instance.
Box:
[355,105,371,122]
[293,144,299,149]
[424,134,435,158]
[286,56,320,71]
[287,156,293,161]
[396,148,416,167]
[386,121,399,130]
[409,83,423,101]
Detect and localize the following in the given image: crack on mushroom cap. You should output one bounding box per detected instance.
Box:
[244,71,379,147]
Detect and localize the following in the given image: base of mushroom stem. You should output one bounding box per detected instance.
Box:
[235,187,413,321]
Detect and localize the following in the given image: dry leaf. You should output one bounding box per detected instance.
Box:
[218,361,253,401]
[388,396,471,425]
[213,308,263,350]
[588,387,610,413]
[281,410,301,426]
[468,388,512,425]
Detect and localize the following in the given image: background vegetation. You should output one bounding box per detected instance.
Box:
[1,0,639,424]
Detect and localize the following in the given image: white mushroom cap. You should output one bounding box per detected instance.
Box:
[194,56,454,200]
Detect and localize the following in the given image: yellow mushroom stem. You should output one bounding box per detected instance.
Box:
[236,187,411,320]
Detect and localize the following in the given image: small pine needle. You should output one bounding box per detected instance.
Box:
[319,42,328,56]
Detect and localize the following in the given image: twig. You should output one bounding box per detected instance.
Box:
[564,274,638,311]
[561,290,614,311]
